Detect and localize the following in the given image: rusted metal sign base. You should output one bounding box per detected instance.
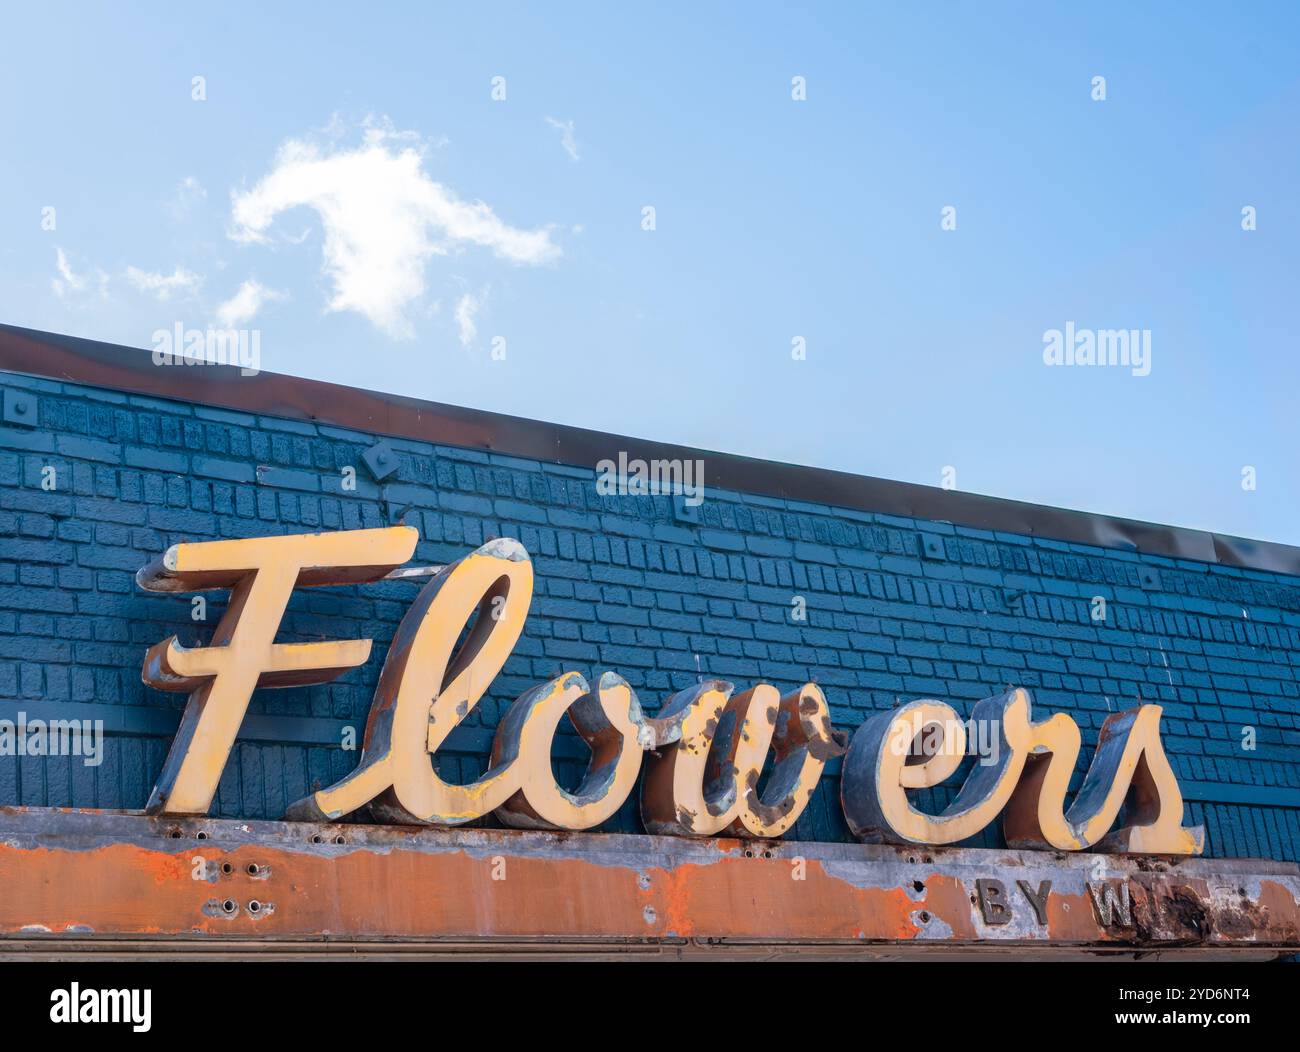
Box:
[1,808,1296,960]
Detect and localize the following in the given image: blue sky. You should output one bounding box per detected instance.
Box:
[2,2,1297,543]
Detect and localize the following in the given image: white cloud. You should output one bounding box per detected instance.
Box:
[214,279,285,328]
[229,121,560,338]
[53,248,83,294]
[545,117,580,162]
[454,288,487,346]
[125,264,202,301]
[51,248,108,303]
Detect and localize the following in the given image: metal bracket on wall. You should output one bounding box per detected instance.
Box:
[673,495,700,524]
[918,533,946,561]
[1,388,36,427]
[362,440,400,482]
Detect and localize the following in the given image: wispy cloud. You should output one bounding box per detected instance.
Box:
[53,249,84,294]
[214,279,285,328]
[125,264,202,301]
[454,288,487,346]
[51,248,108,303]
[228,119,560,338]
[545,116,580,162]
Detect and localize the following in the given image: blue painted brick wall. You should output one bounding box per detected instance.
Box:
[2,370,1299,860]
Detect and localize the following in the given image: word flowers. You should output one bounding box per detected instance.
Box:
[136,527,1203,854]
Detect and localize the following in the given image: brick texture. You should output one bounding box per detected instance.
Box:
[2,371,1298,860]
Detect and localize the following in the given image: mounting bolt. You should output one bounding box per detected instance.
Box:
[918,534,946,561]
[361,440,400,482]
[2,391,36,427]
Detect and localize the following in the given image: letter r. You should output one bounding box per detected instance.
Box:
[138,526,418,815]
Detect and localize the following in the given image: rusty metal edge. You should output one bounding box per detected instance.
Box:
[0,940,1290,961]
[3,322,1299,576]
[2,808,1298,958]
[6,806,1298,876]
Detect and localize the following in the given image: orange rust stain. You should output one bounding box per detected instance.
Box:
[0,843,194,934]
[1249,880,1300,943]
[921,875,977,939]
[260,845,652,938]
[141,846,190,885]
[1046,889,1111,942]
[0,841,930,942]
[654,857,926,941]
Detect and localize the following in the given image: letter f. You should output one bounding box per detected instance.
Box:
[139,526,418,815]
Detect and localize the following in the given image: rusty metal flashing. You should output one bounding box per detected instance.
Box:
[2,322,1298,576]
[0,809,1296,959]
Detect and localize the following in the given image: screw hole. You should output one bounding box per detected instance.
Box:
[913,880,925,893]
[221,899,237,915]
[168,829,183,839]
[918,911,931,924]
[333,835,346,845]
[196,830,209,840]
[248,900,261,914]
[220,862,233,875]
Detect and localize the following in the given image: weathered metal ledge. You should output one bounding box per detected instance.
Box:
[1,808,1296,959]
